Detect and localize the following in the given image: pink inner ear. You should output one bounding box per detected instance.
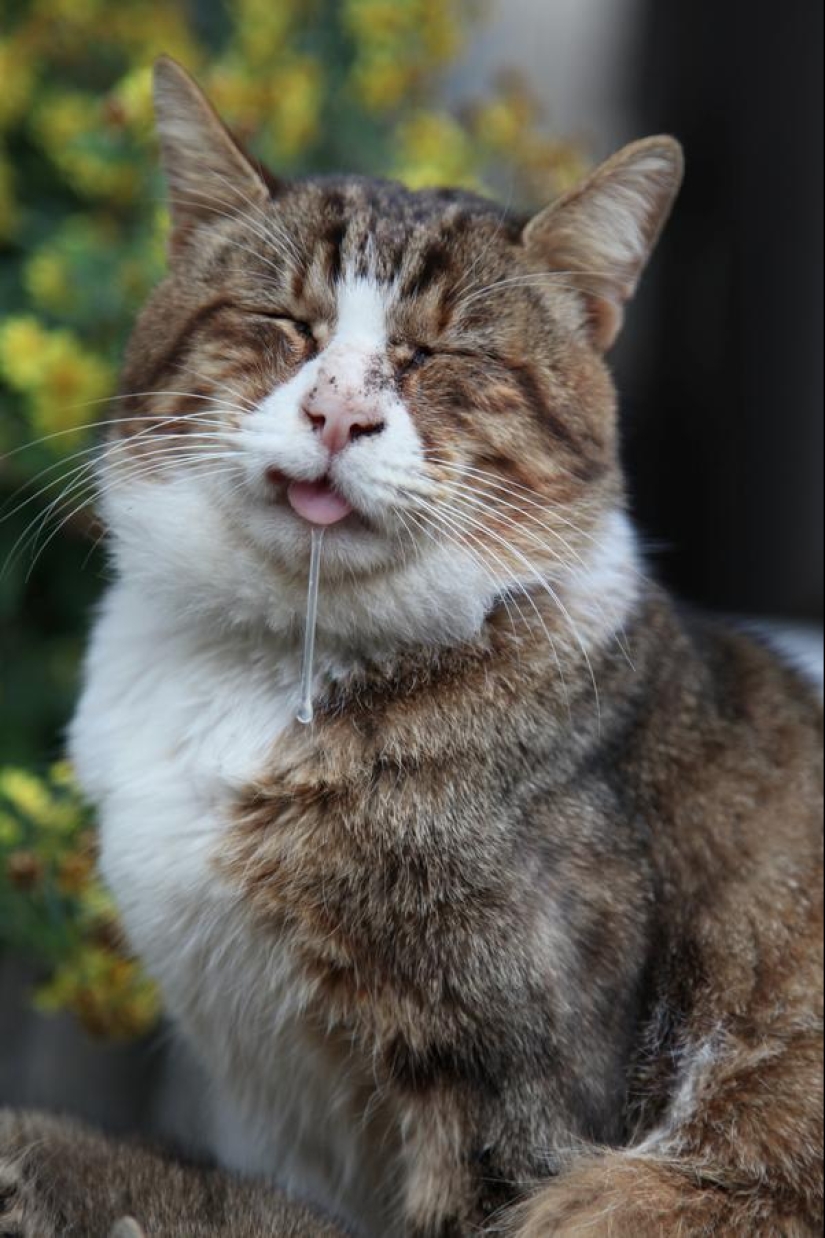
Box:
[586,295,625,353]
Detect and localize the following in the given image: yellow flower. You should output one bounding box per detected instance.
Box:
[77,881,119,926]
[344,0,417,43]
[119,7,202,67]
[351,55,415,113]
[33,91,100,156]
[49,760,79,790]
[30,349,114,439]
[208,66,271,135]
[0,767,54,823]
[231,0,298,65]
[60,150,140,205]
[0,317,114,439]
[0,765,84,836]
[24,249,74,315]
[0,317,50,389]
[394,111,481,190]
[35,946,161,1041]
[32,0,105,25]
[268,57,323,158]
[108,64,155,135]
[419,1,462,62]
[474,97,531,153]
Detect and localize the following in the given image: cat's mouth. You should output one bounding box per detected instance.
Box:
[288,478,354,527]
[266,469,355,528]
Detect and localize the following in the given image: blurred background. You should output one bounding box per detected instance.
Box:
[1,0,822,1137]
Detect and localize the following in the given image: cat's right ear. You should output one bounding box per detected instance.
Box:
[522,137,684,351]
[153,57,275,254]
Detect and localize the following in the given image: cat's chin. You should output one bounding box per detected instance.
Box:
[239,500,404,582]
[100,471,501,653]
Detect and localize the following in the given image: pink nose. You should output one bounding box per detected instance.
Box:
[303,400,386,455]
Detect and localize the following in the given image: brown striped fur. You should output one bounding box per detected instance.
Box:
[225,592,823,1235]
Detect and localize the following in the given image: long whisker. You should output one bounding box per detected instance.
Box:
[450,175,517,302]
[157,166,305,270]
[0,396,244,463]
[1,403,240,530]
[20,446,243,568]
[1,427,239,526]
[170,361,260,415]
[420,496,601,724]
[426,457,643,579]
[454,269,619,316]
[169,191,297,278]
[402,506,525,651]
[23,459,241,582]
[413,496,568,706]
[206,171,304,267]
[442,477,586,568]
[444,485,635,671]
[169,184,306,284]
[6,439,243,577]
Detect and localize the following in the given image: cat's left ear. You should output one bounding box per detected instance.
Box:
[523,137,684,351]
[153,56,276,252]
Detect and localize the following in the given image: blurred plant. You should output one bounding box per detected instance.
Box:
[0,761,161,1039]
[0,0,584,1036]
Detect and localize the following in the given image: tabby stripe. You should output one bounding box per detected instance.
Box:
[505,360,598,463]
[135,298,238,399]
[319,220,348,285]
[401,241,453,300]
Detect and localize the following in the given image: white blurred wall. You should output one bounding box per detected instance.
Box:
[457,0,644,156]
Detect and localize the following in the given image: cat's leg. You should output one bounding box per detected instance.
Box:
[0,1109,352,1237]
[396,1083,572,1238]
[500,941,823,1236]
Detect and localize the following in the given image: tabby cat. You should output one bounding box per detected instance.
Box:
[3,57,822,1237]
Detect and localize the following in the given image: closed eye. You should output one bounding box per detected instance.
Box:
[396,343,497,375]
[242,309,313,333]
[238,308,318,351]
[396,345,434,377]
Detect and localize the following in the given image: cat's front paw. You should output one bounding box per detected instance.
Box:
[505,1155,675,1237]
[505,1153,812,1238]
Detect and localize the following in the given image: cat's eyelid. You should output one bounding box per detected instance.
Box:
[396,342,491,365]
[241,307,315,337]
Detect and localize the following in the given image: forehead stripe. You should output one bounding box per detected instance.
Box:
[400,240,453,300]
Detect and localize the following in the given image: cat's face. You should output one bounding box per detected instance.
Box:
[102,59,682,652]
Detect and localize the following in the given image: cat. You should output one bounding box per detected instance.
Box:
[0,1109,349,1236]
[6,55,822,1237]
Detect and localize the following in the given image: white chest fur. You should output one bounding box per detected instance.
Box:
[69,583,397,1234]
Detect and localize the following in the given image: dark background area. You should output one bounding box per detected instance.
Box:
[620,0,823,624]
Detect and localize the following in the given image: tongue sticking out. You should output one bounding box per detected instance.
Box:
[287,480,353,526]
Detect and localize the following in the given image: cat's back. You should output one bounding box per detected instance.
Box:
[622,595,823,1003]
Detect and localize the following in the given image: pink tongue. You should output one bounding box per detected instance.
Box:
[287,480,353,526]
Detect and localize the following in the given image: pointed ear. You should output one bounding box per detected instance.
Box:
[152,56,274,250]
[523,137,684,351]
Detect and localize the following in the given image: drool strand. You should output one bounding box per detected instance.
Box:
[296,527,325,725]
